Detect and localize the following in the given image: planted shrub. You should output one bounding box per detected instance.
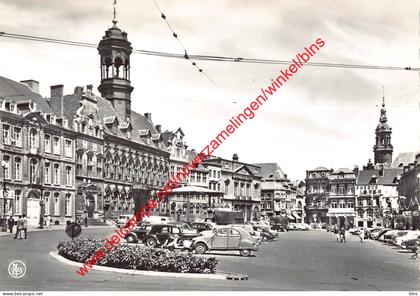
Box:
[57,239,218,274]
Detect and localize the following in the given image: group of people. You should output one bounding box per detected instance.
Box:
[333,227,346,243]
[7,215,28,239]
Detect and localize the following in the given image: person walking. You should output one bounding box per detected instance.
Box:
[14,216,23,239]
[411,240,420,259]
[334,226,340,242]
[359,228,365,243]
[45,215,51,230]
[84,216,88,228]
[340,227,346,243]
[7,216,15,234]
[22,214,28,239]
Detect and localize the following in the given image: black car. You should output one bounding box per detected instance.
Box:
[143,224,201,248]
[124,223,152,243]
[253,225,275,240]
[189,222,214,232]
[271,224,286,232]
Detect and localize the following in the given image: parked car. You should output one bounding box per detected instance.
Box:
[381,230,401,242]
[368,228,383,239]
[348,227,360,235]
[191,226,259,257]
[394,231,420,247]
[286,223,300,231]
[124,223,152,243]
[142,224,201,248]
[228,224,263,244]
[401,237,420,251]
[142,215,174,224]
[271,224,287,232]
[171,222,198,234]
[253,225,278,239]
[375,228,390,240]
[188,222,214,232]
[116,214,133,227]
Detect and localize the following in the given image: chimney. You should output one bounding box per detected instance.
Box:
[74,86,83,96]
[51,85,64,116]
[232,153,239,162]
[155,124,161,133]
[379,165,384,177]
[144,113,152,121]
[20,80,39,93]
[353,165,359,177]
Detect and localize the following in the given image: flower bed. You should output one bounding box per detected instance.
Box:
[57,238,218,274]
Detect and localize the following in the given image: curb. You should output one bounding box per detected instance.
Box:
[49,252,248,280]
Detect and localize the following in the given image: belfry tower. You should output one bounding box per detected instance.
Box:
[373,95,393,167]
[97,1,133,122]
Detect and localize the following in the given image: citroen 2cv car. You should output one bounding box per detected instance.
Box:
[191,226,259,257]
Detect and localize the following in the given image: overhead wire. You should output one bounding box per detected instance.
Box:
[151,0,222,90]
[1,31,418,72]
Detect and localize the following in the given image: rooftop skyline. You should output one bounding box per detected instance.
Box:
[0,0,419,179]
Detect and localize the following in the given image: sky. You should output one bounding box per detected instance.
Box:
[0,0,419,180]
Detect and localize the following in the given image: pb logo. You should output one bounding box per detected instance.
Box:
[8,260,26,279]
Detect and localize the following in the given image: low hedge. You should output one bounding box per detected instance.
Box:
[57,238,218,274]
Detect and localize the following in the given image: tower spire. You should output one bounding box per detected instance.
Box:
[112,0,118,25]
[382,86,385,107]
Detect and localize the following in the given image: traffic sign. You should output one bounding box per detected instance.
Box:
[65,222,82,240]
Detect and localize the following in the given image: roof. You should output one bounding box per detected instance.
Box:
[312,166,330,171]
[356,168,402,185]
[48,88,167,151]
[392,152,418,168]
[0,76,52,112]
[253,163,288,180]
[333,168,353,174]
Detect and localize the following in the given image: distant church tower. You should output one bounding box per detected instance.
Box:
[373,96,393,167]
[97,1,133,122]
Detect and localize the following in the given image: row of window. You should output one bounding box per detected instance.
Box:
[10,190,72,216]
[2,155,73,187]
[330,200,354,208]
[209,169,221,179]
[2,124,73,157]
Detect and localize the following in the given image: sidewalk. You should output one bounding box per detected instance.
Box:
[0,224,114,238]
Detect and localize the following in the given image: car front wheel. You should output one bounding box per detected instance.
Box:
[239,249,252,257]
[146,237,157,248]
[125,234,137,243]
[194,242,207,254]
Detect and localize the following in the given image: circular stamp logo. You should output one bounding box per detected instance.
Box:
[8,260,26,279]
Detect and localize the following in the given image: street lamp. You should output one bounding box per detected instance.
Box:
[1,160,8,232]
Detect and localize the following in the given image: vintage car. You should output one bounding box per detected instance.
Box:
[124,223,152,243]
[188,222,214,232]
[142,224,201,248]
[252,225,277,240]
[191,226,259,257]
[401,237,420,250]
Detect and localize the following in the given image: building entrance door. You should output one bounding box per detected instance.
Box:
[27,199,40,226]
[86,193,95,218]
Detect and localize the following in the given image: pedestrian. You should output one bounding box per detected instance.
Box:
[84,216,88,228]
[340,227,346,243]
[22,214,28,239]
[411,240,420,259]
[14,215,23,239]
[7,216,15,234]
[334,227,340,242]
[45,215,51,230]
[359,228,365,243]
